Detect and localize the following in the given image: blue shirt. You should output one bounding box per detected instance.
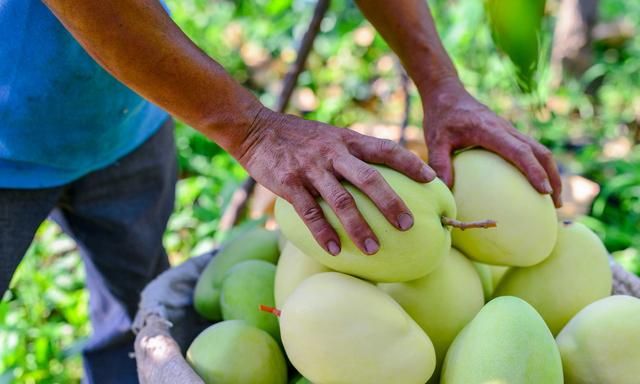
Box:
[0,0,169,188]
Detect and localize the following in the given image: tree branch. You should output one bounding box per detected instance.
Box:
[398,63,411,148]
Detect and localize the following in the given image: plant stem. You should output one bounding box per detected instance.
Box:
[441,217,497,230]
[259,304,282,317]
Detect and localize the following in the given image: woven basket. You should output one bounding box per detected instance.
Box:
[132,253,640,384]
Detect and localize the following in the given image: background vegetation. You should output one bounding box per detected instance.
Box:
[1,0,638,382]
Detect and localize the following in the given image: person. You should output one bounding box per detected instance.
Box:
[0,0,562,382]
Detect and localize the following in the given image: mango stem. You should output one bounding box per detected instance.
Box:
[259,304,282,317]
[441,217,497,230]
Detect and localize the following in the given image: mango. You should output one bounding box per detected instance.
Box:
[452,149,557,266]
[490,265,509,289]
[277,230,288,252]
[186,320,287,384]
[472,262,510,301]
[274,242,331,307]
[193,227,279,320]
[289,375,311,384]
[472,262,494,300]
[220,260,279,341]
[441,296,563,384]
[275,165,456,282]
[556,295,640,384]
[494,221,612,335]
[380,248,484,382]
[280,272,436,384]
[486,0,546,92]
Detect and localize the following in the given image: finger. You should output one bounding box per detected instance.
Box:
[349,135,435,183]
[489,132,552,196]
[427,142,454,188]
[512,133,563,207]
[334,155,414,231]
[286,186,342,256]
[310,172,380,255]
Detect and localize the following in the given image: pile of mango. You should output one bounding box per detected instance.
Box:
[189,149,640,384]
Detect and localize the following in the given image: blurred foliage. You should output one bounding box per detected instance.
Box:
[1,0,639,381]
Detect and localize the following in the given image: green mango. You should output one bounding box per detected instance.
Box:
[490,265,509,289]
[472,262,493,300]
[186,320,287,384]
[494,221,612,335]
[441,296,563,384]
[220,260,279,341]
[193,227,279,320]
[486,0,546,92]
[280,272,436,384]
[472,261,510,301]
[275,165,456,282]
[452,149,557,266]
[557,295,640,384]
[380,248,484,383]
[274,241,331,307]
[288,374,311,384]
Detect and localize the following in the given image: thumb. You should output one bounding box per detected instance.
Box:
[428,145,454,188]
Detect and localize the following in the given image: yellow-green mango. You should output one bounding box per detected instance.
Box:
[277,230,288,252]
[275,165,456,282]
[380,248,484,382]
[490,265,509,288]
[194,227,279,320]
[556,295,640,384]
[274,242,331,307]
[494,221,612,335]
[220,260,279,341]
[472,261,510,300]
[280,272,436,384]
[452,149,557,266]
[472,262,494,300]
[441,296,563,384]
[186,320,287,384]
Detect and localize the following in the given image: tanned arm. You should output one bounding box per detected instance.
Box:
[42,0,438,255]
[355,0,562,206]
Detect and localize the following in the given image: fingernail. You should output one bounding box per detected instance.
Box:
[397,213,414,230]
[556,195,563,208]
[542,180,552,194]
[422,165,436,181]
[364,238,379,255]
[327,241,340,256]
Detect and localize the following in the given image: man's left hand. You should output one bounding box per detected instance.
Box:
[421,77,562,207]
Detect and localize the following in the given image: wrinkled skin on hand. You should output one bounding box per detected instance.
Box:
[237,107,436,256]
[422,78,562,207]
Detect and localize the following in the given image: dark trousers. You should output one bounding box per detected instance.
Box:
[0,119,177,383]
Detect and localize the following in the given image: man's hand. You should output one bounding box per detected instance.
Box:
[235,108,436,256]
[422,78,562,207]
[42,0,438,257]
[355,0,562,208]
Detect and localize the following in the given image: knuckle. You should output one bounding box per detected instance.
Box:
[514,143,533,158]
[358,166,381,187]
[378,139,398,156]
[331,189,355,211]
[300,205,324,224]
[539,147,553,161]
[280,171,300,187]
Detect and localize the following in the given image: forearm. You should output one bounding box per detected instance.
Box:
[354,0,460,98]
[42,0,261,157]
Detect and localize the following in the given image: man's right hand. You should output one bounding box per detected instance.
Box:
[235,107,436,257]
